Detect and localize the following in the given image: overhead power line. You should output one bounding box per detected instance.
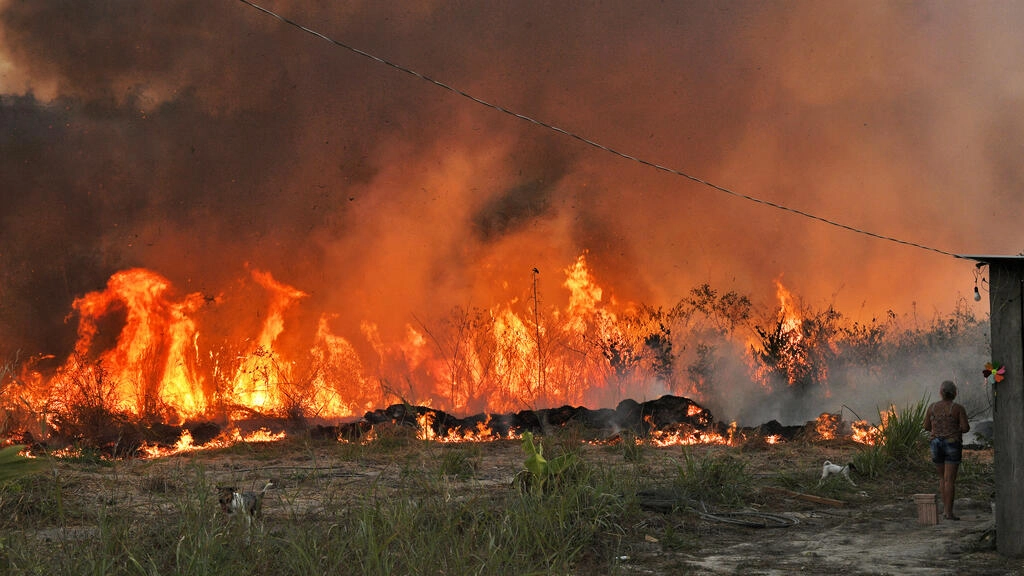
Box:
[236,0,957,259]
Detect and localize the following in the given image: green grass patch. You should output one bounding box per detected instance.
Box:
[673,448,753,508]
[852,399,929,478]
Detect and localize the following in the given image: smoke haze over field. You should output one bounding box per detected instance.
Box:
[0,1,1014,422]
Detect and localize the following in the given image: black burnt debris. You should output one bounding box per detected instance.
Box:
[332,394,807,443]
[353,394,716,440]
[25,394,821,457]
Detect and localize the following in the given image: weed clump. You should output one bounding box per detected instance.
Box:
[852,399,929,477]
[673,448,753,508]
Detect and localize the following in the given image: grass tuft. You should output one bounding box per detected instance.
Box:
[852,399,929,478]
[673,448,753,508]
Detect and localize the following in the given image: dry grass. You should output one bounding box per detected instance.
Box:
[0,430,1007,576]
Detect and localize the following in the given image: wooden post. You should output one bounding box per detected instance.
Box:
[958,255,1024,557]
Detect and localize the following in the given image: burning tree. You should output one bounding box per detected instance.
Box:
[753,307,840,396]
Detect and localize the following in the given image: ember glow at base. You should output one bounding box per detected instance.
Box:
[0,2,1008,448]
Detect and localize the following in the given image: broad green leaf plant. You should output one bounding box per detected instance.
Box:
[0,444,46,483]
[519,431,578,493]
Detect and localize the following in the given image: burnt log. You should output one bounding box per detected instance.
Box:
[750,419,804,441]
[187,421,222,446]
[538,405,585,428]
[337,420,372,442]
[144,422,184,445]
[309,424,340,442]
[357,394,721,440]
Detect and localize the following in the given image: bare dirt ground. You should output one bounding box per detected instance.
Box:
[22,437,1024,575]
[605,442,1018,576]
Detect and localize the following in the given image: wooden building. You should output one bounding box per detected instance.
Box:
[957,254,1024,557]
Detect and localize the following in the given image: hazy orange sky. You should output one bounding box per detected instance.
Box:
[1,1,1019,359]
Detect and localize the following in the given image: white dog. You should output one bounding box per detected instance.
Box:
[818,460,857,487]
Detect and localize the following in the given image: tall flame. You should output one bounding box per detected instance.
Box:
[748,277,823,391]
[775,279,802,336]
[50,268,206,421]
[228,269,307,414]
[19,252,840,431]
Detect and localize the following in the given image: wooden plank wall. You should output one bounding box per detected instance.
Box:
[988,260,1024,557]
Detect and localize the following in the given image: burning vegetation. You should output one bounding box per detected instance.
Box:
[0,253,989,457]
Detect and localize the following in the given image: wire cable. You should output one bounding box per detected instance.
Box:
[236,0,958,258]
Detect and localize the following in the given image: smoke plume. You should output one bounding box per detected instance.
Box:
[1,1,1017,423]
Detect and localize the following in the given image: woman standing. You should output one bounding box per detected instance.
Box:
[923,380,971,520]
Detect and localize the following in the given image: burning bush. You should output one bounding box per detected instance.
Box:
[44,357,140,452]
[0,255,992,450]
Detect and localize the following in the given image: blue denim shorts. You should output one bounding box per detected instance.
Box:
[930,437,962,465]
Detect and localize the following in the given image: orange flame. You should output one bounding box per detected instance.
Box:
[416,411,437,441]
[16,251,821,449]
[228,269,307,415]
[413,411,518,443]
[49,268,206,421]
[775,279,802,335]
[850,407,893,445]
[638,414,737,446]
[138,426,286,458]
[814,413,839,440]
[747,278,830,392]
[850,419,879,445]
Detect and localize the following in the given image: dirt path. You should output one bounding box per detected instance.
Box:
[664,499,1003,575]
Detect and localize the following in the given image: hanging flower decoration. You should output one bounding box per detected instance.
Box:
[983,362,1006,384]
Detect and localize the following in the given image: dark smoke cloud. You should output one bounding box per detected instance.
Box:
[1,2,1021,418]
[474,179,555,243]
